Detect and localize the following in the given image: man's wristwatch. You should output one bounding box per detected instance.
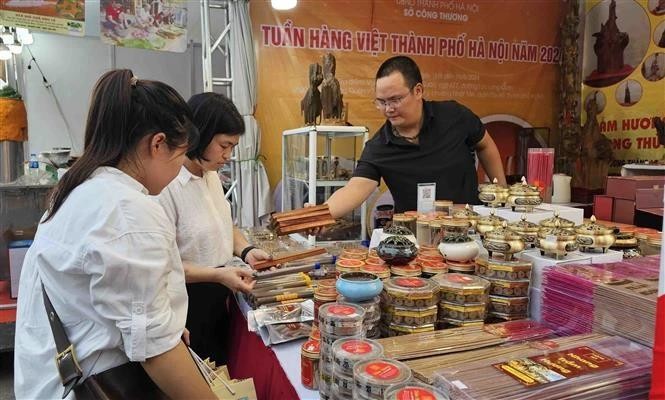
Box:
[240,245,256,263]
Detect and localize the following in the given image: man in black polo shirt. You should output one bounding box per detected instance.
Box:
[326,56,506,216]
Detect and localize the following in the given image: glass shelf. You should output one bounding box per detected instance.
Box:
[282,125,369,243]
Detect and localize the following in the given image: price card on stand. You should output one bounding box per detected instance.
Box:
[417,183,436,214]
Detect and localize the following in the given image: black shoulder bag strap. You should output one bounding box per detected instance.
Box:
[41,282,84,399]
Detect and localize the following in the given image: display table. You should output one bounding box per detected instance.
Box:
[229,294,318,400]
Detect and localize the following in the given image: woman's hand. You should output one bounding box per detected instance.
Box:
[245,248,271,268]
[215,267,256,293]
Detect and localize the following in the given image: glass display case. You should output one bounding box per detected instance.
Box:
[282,125,369,242]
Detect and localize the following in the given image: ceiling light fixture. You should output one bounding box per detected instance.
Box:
[271,0,297,11]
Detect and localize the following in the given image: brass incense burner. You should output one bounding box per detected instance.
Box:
[537,220,578,259]
[478,178,509,208]
[506,177,542,212]
[482,222,526,261]
[574,216,616,253]
[508,215,540,248]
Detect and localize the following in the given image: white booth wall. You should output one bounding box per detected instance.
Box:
[18,1,216,155]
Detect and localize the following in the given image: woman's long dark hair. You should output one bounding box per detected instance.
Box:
[44,69,198,221]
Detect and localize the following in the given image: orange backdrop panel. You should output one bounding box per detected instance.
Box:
[251,0,565,188]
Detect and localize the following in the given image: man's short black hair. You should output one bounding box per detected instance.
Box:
[186,92,245,160]
[375,56,423,89]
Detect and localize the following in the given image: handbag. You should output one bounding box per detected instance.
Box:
[41,282,168,399]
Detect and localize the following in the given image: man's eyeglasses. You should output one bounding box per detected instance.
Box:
[373,91,412,110]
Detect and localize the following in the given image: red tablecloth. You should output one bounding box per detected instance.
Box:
[227,299,300,400]
[0,281,17,323]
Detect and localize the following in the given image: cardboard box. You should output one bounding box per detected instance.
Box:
[530,287,542,322]
[635,187,664,209]
[605,176,665,200]
[612,198,635,224]
[634,207,664,230]
[593,195,614,221]
[571,187,603,204]
[520,249,592,290]
[584,249,624,264]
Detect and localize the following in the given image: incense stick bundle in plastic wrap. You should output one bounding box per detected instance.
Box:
[377,320,552,361]
[540,257,659,346]
[430,334,652,400]
[593,278,657,347]
[246,272,313,308]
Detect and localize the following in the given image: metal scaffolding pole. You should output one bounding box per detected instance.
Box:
[199,0,243,225]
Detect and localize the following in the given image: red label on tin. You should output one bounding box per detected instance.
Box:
[396,387,436,400]
[337,259,363,267]
[300,356,315,388]
[395,277,425,288]
[341,340,372,355]
[327,305,357,316]
[364,361,400,380]
[420,260,446,269]
[302,339,320,353]
[448,275,474,283]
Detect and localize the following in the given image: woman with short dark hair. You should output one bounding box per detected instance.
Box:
[158,92,270,364]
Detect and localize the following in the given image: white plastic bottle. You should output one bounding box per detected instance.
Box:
[28,153,39,184]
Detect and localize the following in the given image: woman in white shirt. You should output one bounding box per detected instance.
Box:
[158,92,270,364]
[14,70,214,399]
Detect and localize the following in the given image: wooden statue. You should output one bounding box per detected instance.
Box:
[320,53,344,121]
[592,0,629,74]
[573,94,613,190]
[584,0,632,86]
[300,63,323,125]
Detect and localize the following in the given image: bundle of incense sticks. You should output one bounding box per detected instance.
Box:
[377,320,553,361]
[269,204,336,235]
[253,254,334,280]
[541,258,659,346]
[377,326,504,360]
[430,334,652,400]
[247,272,313,308]
[408,333,604,385]
[593,278,657,347]
[526,148,554,196]
[252,247,328,270]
